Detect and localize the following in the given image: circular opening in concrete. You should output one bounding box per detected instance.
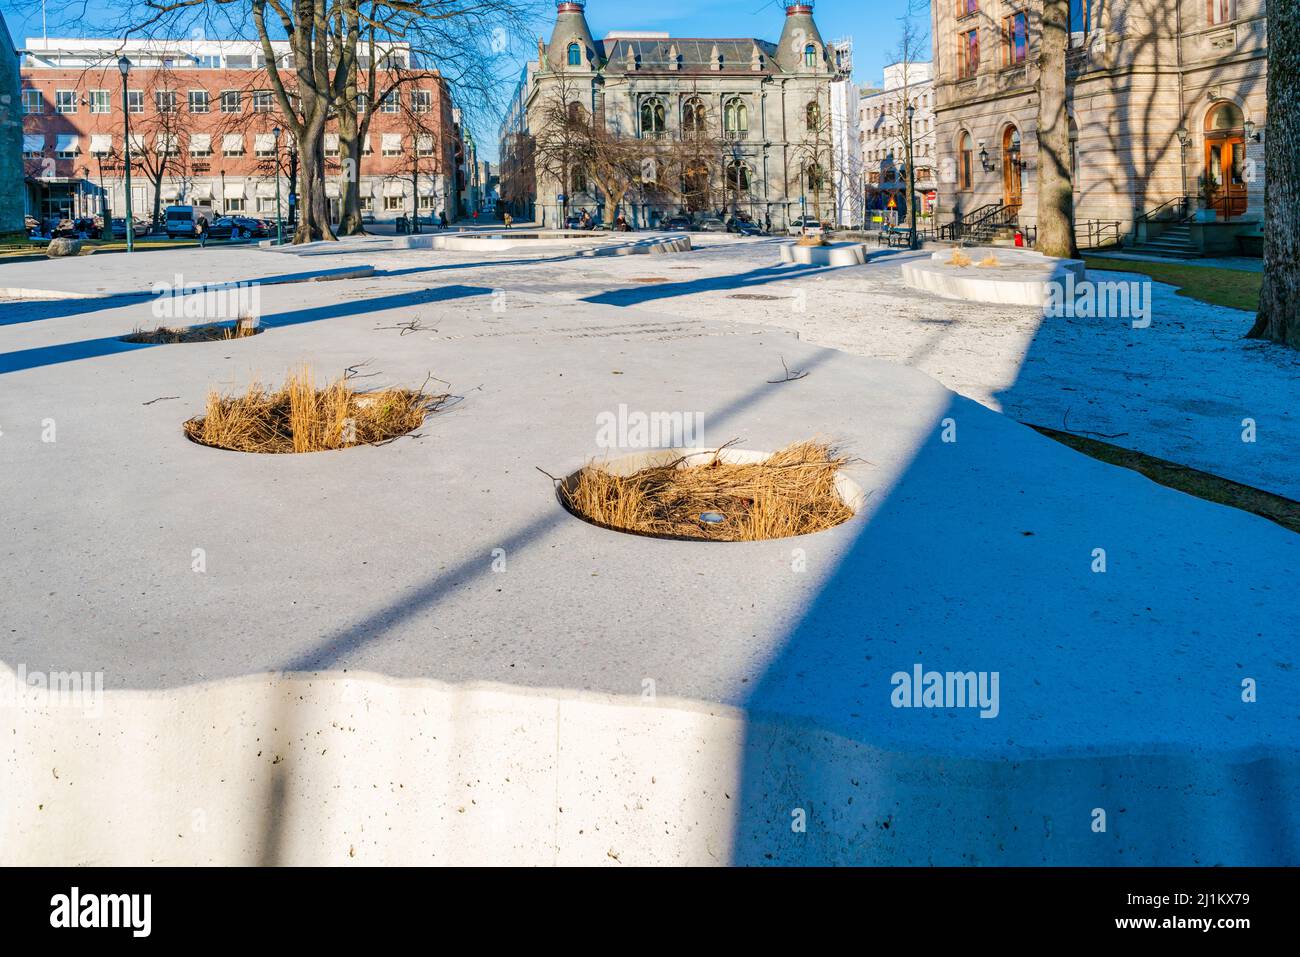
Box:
[121,320,263,344]
[558,443,863,542]
[183,368,447,454]
[727,293,785,301]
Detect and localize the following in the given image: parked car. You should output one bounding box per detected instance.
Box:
[164,204,215,238]
[694,216,727,233]
[207,216,270,240]
[786,216,824,236]
[727,216,765,236]
[662,213,693,230]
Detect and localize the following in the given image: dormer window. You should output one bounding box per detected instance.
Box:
[567,43,582,66]
[803,43,816,67]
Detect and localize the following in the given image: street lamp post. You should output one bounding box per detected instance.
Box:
[272,126,284,245]
[905,103,918,250]
[118,56,134,252]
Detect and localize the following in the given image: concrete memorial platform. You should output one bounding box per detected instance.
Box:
[901,246,1086,306]
[0,251,1296,865]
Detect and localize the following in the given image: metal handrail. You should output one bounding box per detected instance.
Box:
[938,202,1004,241]
[1075,219,1122,249]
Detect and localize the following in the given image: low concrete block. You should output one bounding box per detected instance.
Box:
[780,241,866,266]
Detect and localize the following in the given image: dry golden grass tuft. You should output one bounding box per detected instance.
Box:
[978,254,1001,268]
[561,440,855,542]
[947,249,973,267]
[124,317,262,344]
[183,367,447,454]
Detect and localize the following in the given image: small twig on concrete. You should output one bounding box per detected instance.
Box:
[375,318,430,335]
[767,357,809,384]
[142,395,179,405]
[344,362,381,381]
[536,466,562,483]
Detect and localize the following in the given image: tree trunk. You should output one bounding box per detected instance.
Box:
[1247,10,1299,348]
[1036,0,1078,259]
[337,49,367,236]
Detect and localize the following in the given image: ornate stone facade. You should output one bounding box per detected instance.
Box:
[529,0,841,228]
[932,0,1269,251]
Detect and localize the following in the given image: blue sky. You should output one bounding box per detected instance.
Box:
[1,0,927,154]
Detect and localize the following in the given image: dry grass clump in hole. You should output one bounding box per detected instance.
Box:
[562,440,854,541]
[978,253,1001,268]
[124,316,261,344]
[947,249,973,267]
[183,367,447,453]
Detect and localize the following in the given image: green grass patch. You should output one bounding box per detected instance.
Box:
[1031,425,1299,535]
[1084,257,1261,312]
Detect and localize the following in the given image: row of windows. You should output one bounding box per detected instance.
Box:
[565,40,819,69]
[24,133,435,159]
[632,96,823,136]
[22,87,433,115]
[25,52,409,71]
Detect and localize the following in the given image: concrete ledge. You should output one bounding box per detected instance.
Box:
[0,265,375,302]
[5,665,1294,865]
[780,241,867,266]
[901,247,1085,306]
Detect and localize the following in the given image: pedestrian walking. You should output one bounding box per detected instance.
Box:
[503,212,513,229]
[438,210,447,229]
[197,217,209,248]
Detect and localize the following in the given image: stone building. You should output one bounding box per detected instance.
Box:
[528,0,842,228]
[931,0,1268,254]
[860,61,939,221]
[19,37,458,228]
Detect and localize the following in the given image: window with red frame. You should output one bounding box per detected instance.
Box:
[957,28,980,79]
[957,0,978,18]
[1002,12,1028,66]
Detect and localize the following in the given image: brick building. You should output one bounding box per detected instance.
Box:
[20,37,460,228]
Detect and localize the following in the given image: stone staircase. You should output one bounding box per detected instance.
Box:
[1125,222,1201,259]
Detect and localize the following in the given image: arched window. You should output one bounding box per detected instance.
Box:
[958,131,973,190]
[804,162,824,193]
[1205,100,1243,133]
[682,97,706,135]
[725,161,750,192]
[567,43,582,66]
[567,101,587,124]
[724,97,748,137]
[640,97,666,135]
[806,101,821,129]
[804,43,817,68]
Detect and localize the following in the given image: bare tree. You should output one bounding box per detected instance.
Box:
[791,93,832,223]
[1247,11,1299,348]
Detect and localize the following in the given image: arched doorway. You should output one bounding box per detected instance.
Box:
[1002,125,1023,209]
[1204,101,1247,218]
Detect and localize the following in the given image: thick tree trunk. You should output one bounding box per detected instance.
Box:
[1247,10,1300,348]
[337,52,367,236]
[1036,0,1079,259]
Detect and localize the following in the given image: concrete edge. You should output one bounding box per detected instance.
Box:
[0,265,376,303]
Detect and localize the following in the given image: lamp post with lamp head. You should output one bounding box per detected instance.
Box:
[272,126,284,244]
[118,55,134,252]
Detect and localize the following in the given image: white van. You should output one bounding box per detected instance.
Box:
[164,204,214,239]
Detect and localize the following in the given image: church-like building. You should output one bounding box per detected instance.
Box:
[523,0,843,228]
